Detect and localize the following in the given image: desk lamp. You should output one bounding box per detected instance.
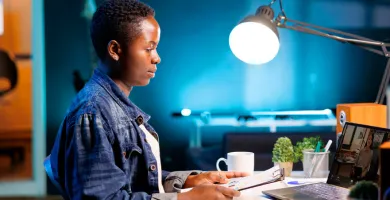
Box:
[229,0,390,132]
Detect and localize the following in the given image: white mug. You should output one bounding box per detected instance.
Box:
[216,152,254,175]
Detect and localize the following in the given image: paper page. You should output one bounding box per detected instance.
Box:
[222,166,281,190]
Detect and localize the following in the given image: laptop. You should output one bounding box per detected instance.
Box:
[263,122,389,200]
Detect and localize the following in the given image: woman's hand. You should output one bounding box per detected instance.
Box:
[178,184,241,200]
[183,171,249,188]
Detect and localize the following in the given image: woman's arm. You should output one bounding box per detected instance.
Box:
[55,113,177,200]
[162,170,171,181]
[163,171,202,192]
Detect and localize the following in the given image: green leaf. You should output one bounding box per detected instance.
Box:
[272,137,295,162]
[293,136,323,163]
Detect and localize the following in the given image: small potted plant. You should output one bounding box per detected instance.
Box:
[272,137,295,176]
[294,136,323,163]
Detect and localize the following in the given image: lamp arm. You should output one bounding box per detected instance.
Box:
[280,23,386,56]
[276,17,390,57]
[276,16,390,104]
[285,18,381,43]
[377,58,390,104]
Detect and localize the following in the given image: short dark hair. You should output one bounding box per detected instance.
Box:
[90,0,155,60]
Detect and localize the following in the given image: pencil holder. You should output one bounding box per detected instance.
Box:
[303,149,330,178]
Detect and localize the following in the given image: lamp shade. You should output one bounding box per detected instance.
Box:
[229,6,280,65]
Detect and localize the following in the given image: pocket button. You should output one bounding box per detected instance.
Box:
[123,152,129,159]
[149,164,157,171]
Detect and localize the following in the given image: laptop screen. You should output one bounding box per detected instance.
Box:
[327,122,390,188]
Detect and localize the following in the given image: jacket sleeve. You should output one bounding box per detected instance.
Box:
[163,171,203,193]
[55,113,178,200]
[162,170,171,181]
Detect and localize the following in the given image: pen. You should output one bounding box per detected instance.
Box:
[323,140,332,152]
[287,181,308,185]
[308,141,322,172]
[314,141,321,152]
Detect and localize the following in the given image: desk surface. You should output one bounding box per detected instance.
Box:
[235,171,328,200]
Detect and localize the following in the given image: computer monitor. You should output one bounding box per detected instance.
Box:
[327,122,390,188]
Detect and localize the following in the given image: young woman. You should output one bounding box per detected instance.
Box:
[49,1,247,199]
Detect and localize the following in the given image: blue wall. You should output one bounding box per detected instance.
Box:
[45,0,390,193]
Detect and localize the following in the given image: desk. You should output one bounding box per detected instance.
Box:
[235,171,327,200]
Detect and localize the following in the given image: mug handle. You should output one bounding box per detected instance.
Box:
[216,158,227,171]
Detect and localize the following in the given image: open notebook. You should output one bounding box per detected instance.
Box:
[179,166,285,193]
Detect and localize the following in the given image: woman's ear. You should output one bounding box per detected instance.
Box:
[107,40,122,61]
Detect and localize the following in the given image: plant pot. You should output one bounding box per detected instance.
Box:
[274,162,293,177]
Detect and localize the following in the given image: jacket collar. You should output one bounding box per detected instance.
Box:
[91,68,151,123]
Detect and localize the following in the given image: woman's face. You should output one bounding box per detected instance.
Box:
[118,16,161,86]
[366,133,373,148]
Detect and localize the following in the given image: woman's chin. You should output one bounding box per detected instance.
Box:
[137,79,151,86]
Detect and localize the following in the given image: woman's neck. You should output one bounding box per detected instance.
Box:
[98,61,133,96]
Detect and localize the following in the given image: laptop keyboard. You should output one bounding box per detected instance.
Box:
[293,183,350,200]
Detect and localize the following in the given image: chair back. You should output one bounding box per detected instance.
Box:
[0,50,18,96]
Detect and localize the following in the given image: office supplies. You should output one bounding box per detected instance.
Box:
[314,141,321,153]
[305,140,329,178]
[287,181,309,185]
[308,140,332,177]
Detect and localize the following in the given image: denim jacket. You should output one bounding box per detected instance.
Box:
[49,68,200,200]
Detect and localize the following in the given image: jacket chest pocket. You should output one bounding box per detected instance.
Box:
[121,144,143,172]
[122,144,142,161]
